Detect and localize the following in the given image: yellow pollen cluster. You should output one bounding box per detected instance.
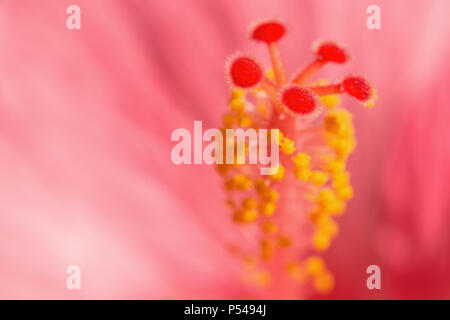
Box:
[285,256,334,294]
[292,152,329,187]
[324,109,356,160]
[267,164,285,181]
[255,178,279,217]
[222,88,254,129]
[310,101,356,252]
[279,131,296,155]
[218,72,373,296]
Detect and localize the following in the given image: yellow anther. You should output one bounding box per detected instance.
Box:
[242,197,258,209]
[333,170,353,199]
[254,178,269,194]
[254,270,271,287]
[309,171,329,187]
[331,201,346,216]
[268,165,285,181]
[312,230,331,251]
[335,137,357,159]
[233,209,258,223]
[324,110,354,138]
[280,137,296,155]
[325,159,346,175]
[231,87,246,100]
[259,201,276,216]
[316,215,339,238]
[313,271,334,295]
[262,221,277,234]
[315,188,346,215]
[305,256,325,276]
[333,171,350,187]
[320,94,341,108]
[316,188,336,204]
[292,152,311,168]
[256,101,267,116]
[336,185,354,200]
[326,134,356,160]
[324,114,341,134]
[233,174,252,191]
[286,261,308,284]
[316,188,346,216]
[278,235,292,248]
[230,99,245,112]
[294,166,311,182]
[238,114,252,127]
[261,189,279,202]
[261,239,274,260]
[222,113,236,128]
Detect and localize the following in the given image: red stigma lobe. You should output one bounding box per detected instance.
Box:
[282,86,317,115]
[229,56,263,88]
[251,21,286,44]
[316,42,348,64]
[342,76,371,101]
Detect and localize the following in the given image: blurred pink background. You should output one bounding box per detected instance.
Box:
[1,0,449,299]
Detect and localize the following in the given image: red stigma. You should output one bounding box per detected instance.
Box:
[251,20,286,44]
[281,86,317,115]
[228,56,262,88]
[226,19,376,113]
[342,76,372,101]
[316,42,348,64]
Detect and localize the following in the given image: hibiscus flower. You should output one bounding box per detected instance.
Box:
[0,0,449,299]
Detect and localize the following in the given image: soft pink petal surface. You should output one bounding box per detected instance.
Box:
[1,0,449,299]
